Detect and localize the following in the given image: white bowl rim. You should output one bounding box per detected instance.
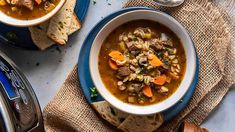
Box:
[0,0,66,27]
[89,9,196,115]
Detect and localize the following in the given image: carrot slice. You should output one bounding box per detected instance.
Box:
[142,86,153,97]
[108,51,125,61]
[35,0,42,5]
[108,59,118,70]
[149,54,163,67]
[153,75,167,85]
[0,0,7,6]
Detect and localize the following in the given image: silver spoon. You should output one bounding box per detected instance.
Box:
[153,0,184,7]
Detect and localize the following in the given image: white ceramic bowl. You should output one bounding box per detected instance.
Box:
[90,10,196,115]
[0,0,66,27]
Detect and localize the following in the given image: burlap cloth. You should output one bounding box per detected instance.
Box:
[43,0,235,131]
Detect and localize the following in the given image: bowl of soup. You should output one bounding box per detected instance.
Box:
[0,0,65,27]
[90,10,196,115]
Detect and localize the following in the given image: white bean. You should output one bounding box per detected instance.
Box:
[117,81,123,86]
[172,59,178,64]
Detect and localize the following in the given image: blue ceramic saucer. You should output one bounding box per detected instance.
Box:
[0,0,90,50]
[77,7,199,122]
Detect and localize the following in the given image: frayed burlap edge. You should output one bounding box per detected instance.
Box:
[182,0,235,125]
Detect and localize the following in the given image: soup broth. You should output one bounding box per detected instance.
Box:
[0,0,61,20]
[98,20,186,105]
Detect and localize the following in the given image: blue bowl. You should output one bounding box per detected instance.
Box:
[78,7,199,121]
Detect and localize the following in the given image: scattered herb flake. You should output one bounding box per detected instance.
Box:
[139,67,145,74]
[132,37,138,41]
[157,52,163,57]
[108,3,111,5]
[5,31,18,40]
[56,47,62,53]
[164,60,170,66]
[138,94,147,101]
[90,87,98,99]
[92,0,96,5]
[36,62,40,66]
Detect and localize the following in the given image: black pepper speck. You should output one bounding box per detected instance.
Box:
[36,62,40,66]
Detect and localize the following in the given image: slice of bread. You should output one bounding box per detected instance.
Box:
[69,14,81,34]
[29,22,54,50]
[91,101,129,127]
[47,0,77,45]
[118,114,164,132]
[29,14,81,50]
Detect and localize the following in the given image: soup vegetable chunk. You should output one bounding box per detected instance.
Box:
[0,0,60,20]
[99,20,186,105]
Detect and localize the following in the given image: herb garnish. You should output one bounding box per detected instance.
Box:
[138,94,147,101]
[157,52,163,57]
[164,60,171,66]
[90,87,98,99]
[132,37,138,41]
[5,31,18,41]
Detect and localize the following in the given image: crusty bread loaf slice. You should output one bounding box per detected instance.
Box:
[69,14,81,34]
[29,14,81,50]
[91,101,129,127]
[118,114,163,132]
[29,22,53,50]
[47,0,77,45]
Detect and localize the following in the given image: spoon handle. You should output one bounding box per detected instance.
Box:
[153,0,184,7]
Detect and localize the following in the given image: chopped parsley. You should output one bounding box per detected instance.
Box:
[132,37,138,41]
[139,67,145,74]
[90,87,98,99]
[164,60,171,66]
[157,52,163,57]
[5,31,18,41]
[138,94,147,101]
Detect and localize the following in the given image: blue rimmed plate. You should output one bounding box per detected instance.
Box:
[0,0,90,50]
[77,7,199,123]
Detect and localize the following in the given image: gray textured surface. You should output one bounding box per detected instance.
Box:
[0,0,234,131]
